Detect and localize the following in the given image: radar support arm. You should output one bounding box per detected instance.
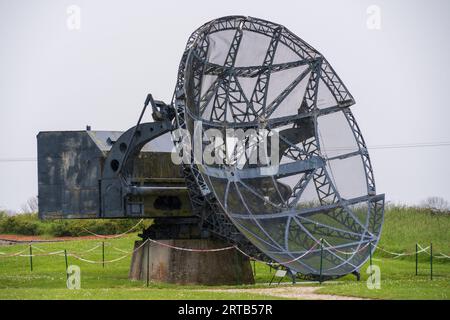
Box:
[100,94,174,217]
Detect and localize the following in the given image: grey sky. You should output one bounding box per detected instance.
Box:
[1,0,449,211]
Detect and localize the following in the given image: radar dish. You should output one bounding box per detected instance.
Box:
[173,16,384,278]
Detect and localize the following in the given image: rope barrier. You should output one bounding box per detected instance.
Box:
[31,243,102,255]
[66,239,150,264]
[80,219,144,239]
[233,246,274,265]
[234,242,320,266]
[436,253,450,259]
[146,238,236,252]
[321,239,371,255]
[18,250,65,257]
[376,244,430,258]
[0,243,102,258]
[0,248,29,257]
[319,238,435,258]
[1,239,449,263]
[417,243,431,255]
[29,245,46,252]
[110,246,129,254]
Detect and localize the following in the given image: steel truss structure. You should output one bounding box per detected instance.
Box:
[173,16,384,279]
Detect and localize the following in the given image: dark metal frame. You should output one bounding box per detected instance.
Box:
[99,96,174,217]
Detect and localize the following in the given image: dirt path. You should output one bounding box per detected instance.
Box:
[205,286,365,300]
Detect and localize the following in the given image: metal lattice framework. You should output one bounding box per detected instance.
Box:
[172,16,384,278]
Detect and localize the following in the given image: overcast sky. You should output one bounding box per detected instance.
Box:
[1,0,449,211]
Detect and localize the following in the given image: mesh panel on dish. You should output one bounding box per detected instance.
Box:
[317,110,359,159]
[326,156,368,199]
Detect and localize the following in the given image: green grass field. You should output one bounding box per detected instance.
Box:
[0,206,449,300]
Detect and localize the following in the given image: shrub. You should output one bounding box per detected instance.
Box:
[0,213,44,235]
[0,212,151,237]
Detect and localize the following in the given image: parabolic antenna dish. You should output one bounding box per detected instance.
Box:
[173,16,384,278]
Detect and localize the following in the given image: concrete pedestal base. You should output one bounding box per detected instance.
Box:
[129,239,255,285]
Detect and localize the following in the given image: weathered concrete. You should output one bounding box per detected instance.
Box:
[129,239,255,285]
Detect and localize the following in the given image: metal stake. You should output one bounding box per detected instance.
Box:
[430,242,433,280]
[319,238,324,283]
[146,241,150,287]
[64,249,68,280]
[415,243,418,276]
[269,271,276,285]
[29,245,33,272]
[369,241,372,269]
[102,242,105,269]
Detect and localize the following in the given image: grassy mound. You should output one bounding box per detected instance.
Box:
[379,206,450,259]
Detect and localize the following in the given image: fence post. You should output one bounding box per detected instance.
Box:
[319,238,324,284]
[64,249,68,280]
[369,241,373,269]
[269,269,276,285]
[415,243,418,276]
[430,242,433,280]
[29,245,33,272]
[102,242,105,269]
[146,240,150,287]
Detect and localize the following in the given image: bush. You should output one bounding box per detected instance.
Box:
[0,213,45,235]
[0,211,151,237]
